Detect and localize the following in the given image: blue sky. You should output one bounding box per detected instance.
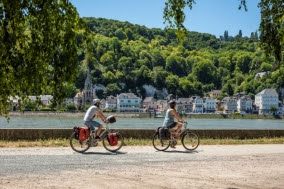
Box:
[71,0,260,37]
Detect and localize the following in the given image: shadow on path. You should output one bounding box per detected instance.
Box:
[156,150,200,154]
[82,151,127,155]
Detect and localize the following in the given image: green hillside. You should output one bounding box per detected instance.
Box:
[74,17,283,99]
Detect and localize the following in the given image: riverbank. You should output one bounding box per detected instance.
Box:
[7,111,284,119]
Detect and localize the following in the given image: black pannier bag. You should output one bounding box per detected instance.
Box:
[159,127,171,140]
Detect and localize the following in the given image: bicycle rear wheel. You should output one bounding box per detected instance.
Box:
[102,131,124,152]
[70,132,90,153]
[181,131,199,150]
[152,133,170,151]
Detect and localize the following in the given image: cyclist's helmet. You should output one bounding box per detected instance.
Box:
[93,99,100,105]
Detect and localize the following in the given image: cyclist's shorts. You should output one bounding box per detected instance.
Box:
[84,120,101,131]
[167,122,177,129]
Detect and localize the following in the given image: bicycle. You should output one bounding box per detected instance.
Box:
[70,115,124,153]
[152,122,199,151]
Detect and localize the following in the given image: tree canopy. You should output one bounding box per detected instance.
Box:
[163,0,284,65]
[0,0,84,115]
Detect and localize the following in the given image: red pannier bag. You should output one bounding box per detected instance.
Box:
[107,133,118,146]
[79,127,90,141]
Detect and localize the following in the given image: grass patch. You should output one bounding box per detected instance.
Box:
[0,137,283,148]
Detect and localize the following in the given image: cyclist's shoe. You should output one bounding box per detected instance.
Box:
[94,136,102,141]
[170,145,176,149]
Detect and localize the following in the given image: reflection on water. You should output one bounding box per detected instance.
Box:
[0,116,283,130]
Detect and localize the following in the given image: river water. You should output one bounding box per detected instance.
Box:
[0,116,283,130]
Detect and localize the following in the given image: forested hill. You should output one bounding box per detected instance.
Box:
[74,17,283,99]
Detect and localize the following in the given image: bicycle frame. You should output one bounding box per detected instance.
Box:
[168,122,190,144]
[179,122,190,136]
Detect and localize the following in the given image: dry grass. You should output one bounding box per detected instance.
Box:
[0,137,283,148]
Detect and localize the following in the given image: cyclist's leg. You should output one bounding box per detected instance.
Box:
[95,124,103,137]
[176,122,182,134]
[84,120,100,137]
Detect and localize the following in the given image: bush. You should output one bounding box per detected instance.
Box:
[66,103,77,111]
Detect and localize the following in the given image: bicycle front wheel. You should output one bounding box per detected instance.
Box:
[102,131,124,152]
[152,133,170,151]
[181,131,199,150]
[70,132,90,153]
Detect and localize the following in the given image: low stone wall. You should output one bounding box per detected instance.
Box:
[0,129,284,141]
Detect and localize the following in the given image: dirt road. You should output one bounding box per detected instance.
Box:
[0,145,283,189]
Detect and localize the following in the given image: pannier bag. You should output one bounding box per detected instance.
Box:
[159,127,171,140]
[107,133,118,146]
[73,126,80,140]
[106,115,116,123]
[79,127,90,141]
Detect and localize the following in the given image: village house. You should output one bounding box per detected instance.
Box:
[9,95,53,111]
[204,97,216,113]
[156,100,168,112]
[105,95,117,110]
[192,97,203,113]
[117,93,142,112]
[28,95,53,106]
[221,97,237,114]
[209,90,222,98]
[9,96,20,110]
[175,100,184,114]
[255,88,279,114]
[178,98,192,113]
[100,99,106,109]
[237,96,253,114]
[142,97,157,111]
[233,92,246,99]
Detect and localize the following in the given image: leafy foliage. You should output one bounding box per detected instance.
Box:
[0,0,84,115]
[76,17,283,101]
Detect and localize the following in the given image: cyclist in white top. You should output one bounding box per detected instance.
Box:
[84,99,108,140]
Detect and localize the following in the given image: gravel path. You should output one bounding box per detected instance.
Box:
[0,145,283,189]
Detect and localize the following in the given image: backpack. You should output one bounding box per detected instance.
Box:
[78,127,90,141]
[159,127,171,140]
[107,133,118,146]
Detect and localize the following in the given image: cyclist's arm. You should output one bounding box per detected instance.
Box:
[96,111,107,123]
[170,109,186,123]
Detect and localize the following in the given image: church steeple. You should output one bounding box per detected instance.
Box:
[83,68,94,106]
[84,68,92,92]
